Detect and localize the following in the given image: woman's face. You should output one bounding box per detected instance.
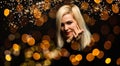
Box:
[61,13,80,42]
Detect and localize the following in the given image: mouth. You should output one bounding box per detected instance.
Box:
[62,30,72,38]
[65,32,70,35]
[65,31,72,37]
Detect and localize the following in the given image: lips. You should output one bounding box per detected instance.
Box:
[65,31,72,36]
[62,30,72,38]
[66,32,70,35]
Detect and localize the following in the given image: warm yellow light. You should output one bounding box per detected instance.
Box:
[50,49,61,60]
[112,4,119,14]
[94,0,101,4]
[86,53,95,62]
[116,57,120,65]
[43,59,51,66]
[42,35,51,42]
[69,54,76,63]
[92,48,100,56]
[33,52,41,60]
[12,43,20,51]
[21,34,29,43]
[5,55,12,61]
[104,40,112,50]
[106,0,113,4]
[40,40,50,51]
[92,33,100,42]
[25,49,33,58]
[105,58,111,64]
[35,63,42,66]
[113,25,120,35]
[8,34,15,41]
[42,40,50,50]
[81,2,89,10]
[69,54,80,66]
[27,37,35,46]
[75,54,82,61]
[71,61,80,66]
[96,50,104,59]
[60,48,69,57]
[4,9,10,17]
[71,41,80,50]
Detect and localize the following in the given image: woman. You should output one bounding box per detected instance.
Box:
[56,4,91,51]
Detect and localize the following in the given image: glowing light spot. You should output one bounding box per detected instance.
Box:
[69,54,76,63]
[71,61,80,66]
[71,41,80,50]
[43,59,51,66]
[105,58,111,64]
[75,54,82,61]
[92,48,100,56]
[42,35,51,42]
[5,55,12,61]
[12,43,20,51]
[92,33,100,42]
[27,37,35,46]
[40,40,50,50]
[60,48,70,57]
[8,34,15,41]
[113,25,120,35]
[96,50,104,59]
[106,0,113,4]
[116,57,120,65]
[86,53,95,62]
[104,40,112,50]
[25,49,33,58]
[33,52,41,60]
[94,0,101,4]
[4,8,10,17]
[21,34,29,43]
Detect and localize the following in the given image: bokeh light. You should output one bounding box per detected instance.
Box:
[4,8,10,17]
[92,33,100,42]
[5,54,12,61]
[32,52,41,60]
[0,0,120,66]
[12,43,20,51]
[105,57,111,64]
[75,54,83,62]
[92,48,100,56]
[96,50,104,59]
[86,53,95,62]
[116,57,120,65]
[104,40,112,50]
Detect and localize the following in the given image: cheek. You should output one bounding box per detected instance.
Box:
[71,23,77,29]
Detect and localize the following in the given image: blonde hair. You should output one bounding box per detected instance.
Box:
[56,4,91,50]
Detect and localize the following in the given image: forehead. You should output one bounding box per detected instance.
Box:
[61,13,74,22]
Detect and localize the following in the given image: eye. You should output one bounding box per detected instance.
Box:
[61,23,64,27]
[66,21,72,25]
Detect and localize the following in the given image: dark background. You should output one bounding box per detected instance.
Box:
[0,0,120,66]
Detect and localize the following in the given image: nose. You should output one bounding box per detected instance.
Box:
[64,24,69,30]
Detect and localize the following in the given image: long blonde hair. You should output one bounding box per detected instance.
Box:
[56,4,91,50]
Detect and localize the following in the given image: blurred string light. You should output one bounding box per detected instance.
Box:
[0,0,120,66]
